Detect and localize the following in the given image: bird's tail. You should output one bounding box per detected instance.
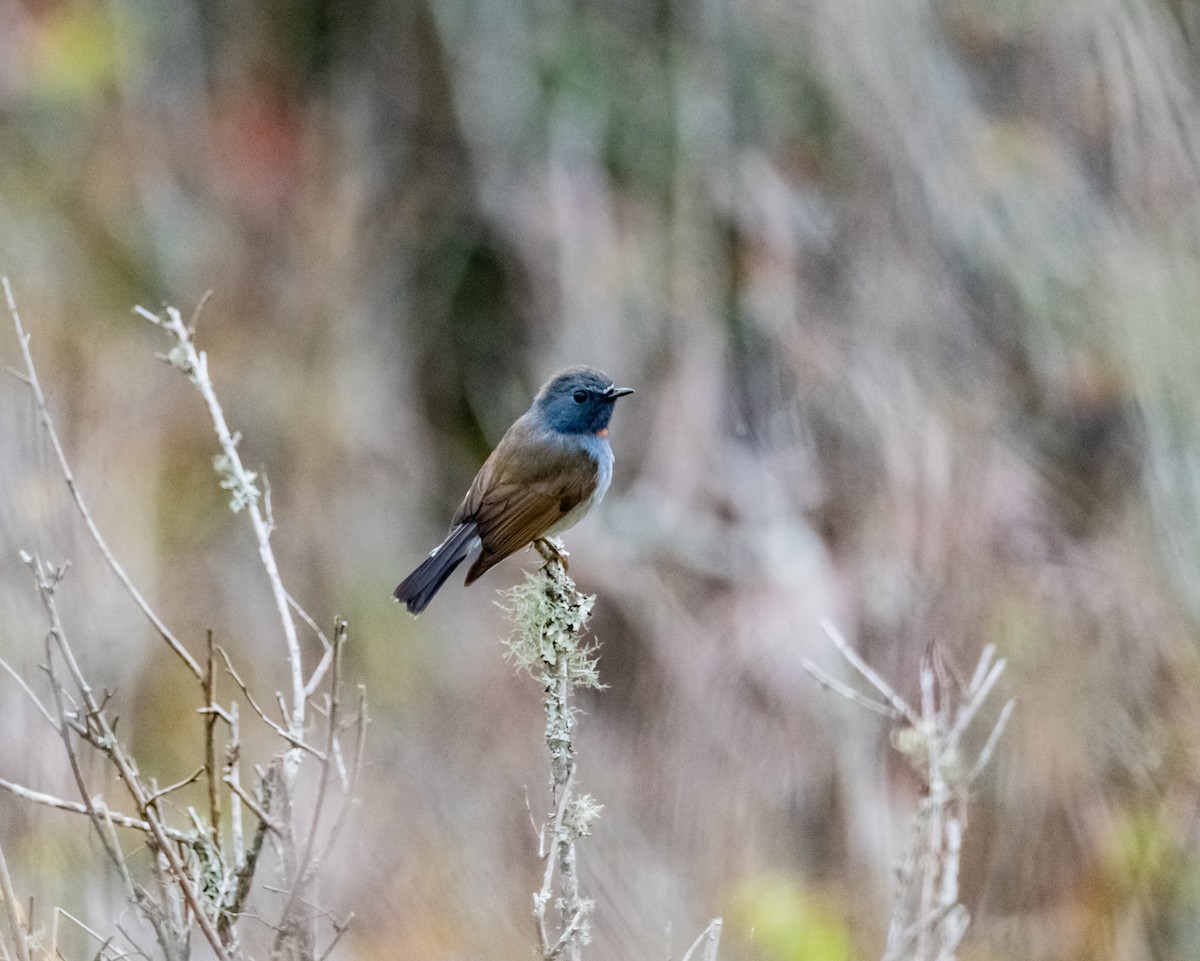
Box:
[393,522,480,614]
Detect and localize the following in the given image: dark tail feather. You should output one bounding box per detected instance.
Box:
[393,523,479,614]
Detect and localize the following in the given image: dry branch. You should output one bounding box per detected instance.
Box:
[807,622,1013,961]
[503,547,603,961]
[2,286,365,961]
[134,302,305,754]
[4,278,201,679]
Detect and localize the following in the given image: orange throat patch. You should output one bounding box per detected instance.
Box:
[596,428,609,437]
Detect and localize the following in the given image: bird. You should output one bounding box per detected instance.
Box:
[394,366,633,614]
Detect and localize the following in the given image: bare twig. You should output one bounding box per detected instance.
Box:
[801,659,903,719]
[818,619,920,725]
[24,554,230,961]
[144,769,204,808]
[679,918,723,961]
[947,649,1005,744]
[545,909,586,961]
[222,768,276,947]
[0,778,192,842]
[0,838,31,961]
[4,278,201,679]
[536,764,578,954]
[967,697,1015,785]
[184,290,213,337]
[807,623,1013,961]
[289,599,334,699]
[227,702,246,871]
[272,620,349,957]
[221,776,285,837]
[314,913,354,961]
[33,564,184,961]
[203,631,222,849]
[137,303,305,754]
[54,908,128,961]
[312,684,369,874]
[0,655,55,728]
[216,648,326,761]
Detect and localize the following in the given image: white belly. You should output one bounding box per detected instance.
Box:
[545,435,613,536]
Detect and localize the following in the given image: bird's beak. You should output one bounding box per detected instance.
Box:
[605,386,635,400]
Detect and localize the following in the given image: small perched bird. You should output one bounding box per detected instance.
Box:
[394,366,633,614]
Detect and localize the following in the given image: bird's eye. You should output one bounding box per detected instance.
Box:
[572,389,588,403]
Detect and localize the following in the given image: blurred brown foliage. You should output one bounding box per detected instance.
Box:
[5,0,1200,958]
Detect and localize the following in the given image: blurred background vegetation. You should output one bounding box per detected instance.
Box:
[4,0,1200,958]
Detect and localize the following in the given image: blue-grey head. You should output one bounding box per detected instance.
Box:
[534,366,634,435]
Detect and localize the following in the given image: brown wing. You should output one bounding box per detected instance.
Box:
[454,418,597,584]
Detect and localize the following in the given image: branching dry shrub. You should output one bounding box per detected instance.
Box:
[806,621,1013,961]
[0,281,365,961]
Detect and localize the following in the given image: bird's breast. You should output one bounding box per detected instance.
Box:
[576,433,614,502]
[543,434,613,537]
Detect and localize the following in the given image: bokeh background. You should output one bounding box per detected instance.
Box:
[4,0,1200,958]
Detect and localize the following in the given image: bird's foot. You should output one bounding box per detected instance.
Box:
[534,537,570,572]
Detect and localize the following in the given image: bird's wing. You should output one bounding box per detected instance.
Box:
[456,422,598,584]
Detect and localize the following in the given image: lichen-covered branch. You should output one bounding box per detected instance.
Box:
[503,546,604,961]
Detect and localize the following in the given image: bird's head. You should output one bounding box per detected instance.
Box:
[534,366,634,436]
